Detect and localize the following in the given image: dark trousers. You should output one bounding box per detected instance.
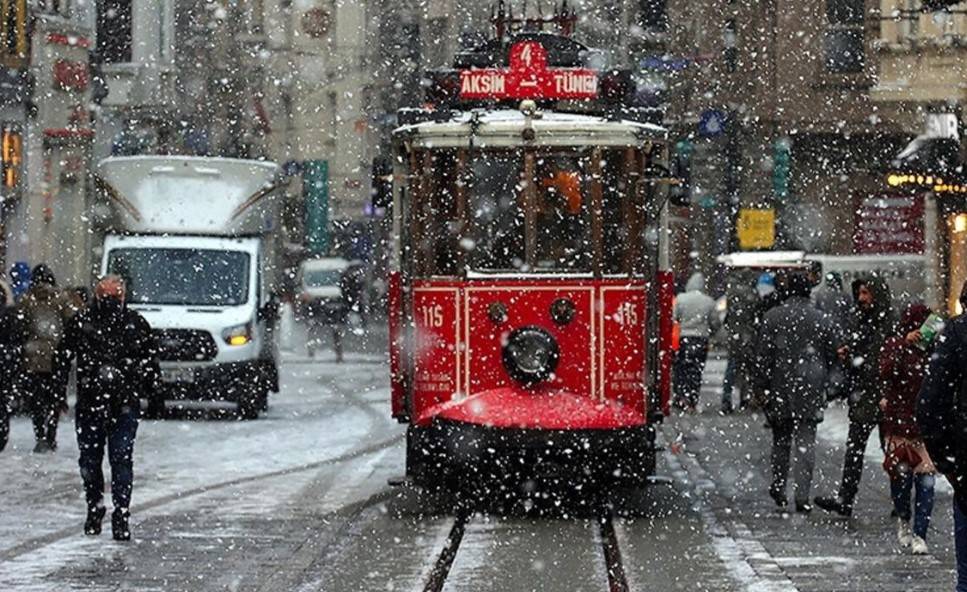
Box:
[674,337,709,408]
[770,419,818,506]
[956,500,967,592]
[838,419,879,507]
[0,391,8,452]
[25,372,63,447]
[76,407,138,511]
[890,472,935,539]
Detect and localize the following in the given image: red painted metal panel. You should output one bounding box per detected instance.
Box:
[411,286,461,421]
[465,284,593,400]
[407,277,653,430]
[388,271,406,420]
[600,286,646,410]
[657,270,675,416]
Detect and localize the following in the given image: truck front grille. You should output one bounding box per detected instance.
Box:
[153,329,219,362]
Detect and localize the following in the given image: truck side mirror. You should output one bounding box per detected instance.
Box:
[259,295,280,323]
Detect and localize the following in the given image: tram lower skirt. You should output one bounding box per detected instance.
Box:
[406,419,657,490]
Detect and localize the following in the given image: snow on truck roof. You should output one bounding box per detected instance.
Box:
[716,251,810,269]
[300,258,350,272]
[95,156,283,236]
[395,109,667,148]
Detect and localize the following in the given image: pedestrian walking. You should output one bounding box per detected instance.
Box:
[879,302,936,555]
[673,272,718,411]
[0,279,25,452]
[721,279,758,414]
[918,283,967,590]
[815,276,894,517]
[17,264,73,452]
[755,272,841,513]
[56,276,158,541]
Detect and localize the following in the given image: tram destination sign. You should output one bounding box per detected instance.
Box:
[459,41,599,101]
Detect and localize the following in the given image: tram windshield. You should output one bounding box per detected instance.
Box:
[407,146,657,277]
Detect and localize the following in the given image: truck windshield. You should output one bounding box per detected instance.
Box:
[107,248,250,306]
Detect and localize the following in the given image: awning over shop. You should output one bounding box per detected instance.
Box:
[885,114,964,193]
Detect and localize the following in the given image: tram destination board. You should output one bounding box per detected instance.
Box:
[459,41,598,101]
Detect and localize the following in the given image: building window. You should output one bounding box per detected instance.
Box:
[36,0,70,18]
[639,0,667,32]
[824,0,865,73]
[97,0,133,64]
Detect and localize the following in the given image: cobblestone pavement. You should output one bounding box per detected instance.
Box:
[0,349,959,591]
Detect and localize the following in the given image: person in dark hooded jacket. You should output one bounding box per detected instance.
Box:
[56,276,159,541]
[918,283,967,589]
[755,272,842,512]
[815,276,894,517]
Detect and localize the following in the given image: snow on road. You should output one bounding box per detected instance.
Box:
[0,355,402,590]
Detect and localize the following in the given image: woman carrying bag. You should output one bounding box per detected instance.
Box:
[879,302,937,555]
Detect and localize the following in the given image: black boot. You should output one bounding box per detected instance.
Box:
[112,509,131,541]
[814,495,852,517]
[769,486,787,510]
[84,506,106,536]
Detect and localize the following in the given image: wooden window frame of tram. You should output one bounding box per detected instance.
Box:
[404,145,653,280]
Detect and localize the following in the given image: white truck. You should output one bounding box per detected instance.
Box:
[93,156,285,419]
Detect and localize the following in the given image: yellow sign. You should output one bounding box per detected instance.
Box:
[737,208,776,250]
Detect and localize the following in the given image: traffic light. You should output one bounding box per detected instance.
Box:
[772,139,791,200]
[0,0,27,69]
[669,139,692,207]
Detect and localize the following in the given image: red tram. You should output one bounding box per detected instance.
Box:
[387,8,677,489]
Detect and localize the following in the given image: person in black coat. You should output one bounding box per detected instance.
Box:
[815,276,894,517]
[56,275,159,541]
[755,272,842,512]
[918,283,967,590]
[0,280,25,452]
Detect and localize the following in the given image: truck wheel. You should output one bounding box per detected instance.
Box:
[0,410,8,452]
[143,395,166,419]
[238,388,261,420]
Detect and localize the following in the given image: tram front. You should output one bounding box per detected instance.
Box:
[389,107,675,489]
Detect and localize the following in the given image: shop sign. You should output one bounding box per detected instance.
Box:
[853,194,924,254]
[737,208,775,250]
[52,59,89,92]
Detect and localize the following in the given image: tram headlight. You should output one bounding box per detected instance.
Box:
[550,298,575,325]
[502,326,560,386]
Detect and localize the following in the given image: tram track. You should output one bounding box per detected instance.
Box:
[420,506,631,592]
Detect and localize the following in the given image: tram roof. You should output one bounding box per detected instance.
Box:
[394,109,667,149]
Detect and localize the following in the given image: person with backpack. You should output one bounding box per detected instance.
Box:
[17,264,73,452]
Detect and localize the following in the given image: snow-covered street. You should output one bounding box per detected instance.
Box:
[0,323,403,591]
[1,347,959,592]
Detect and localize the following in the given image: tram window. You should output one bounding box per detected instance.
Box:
[601,150,633,275]
[467,152,526,271]
[413,150,460,276]
[534,153,591,271]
